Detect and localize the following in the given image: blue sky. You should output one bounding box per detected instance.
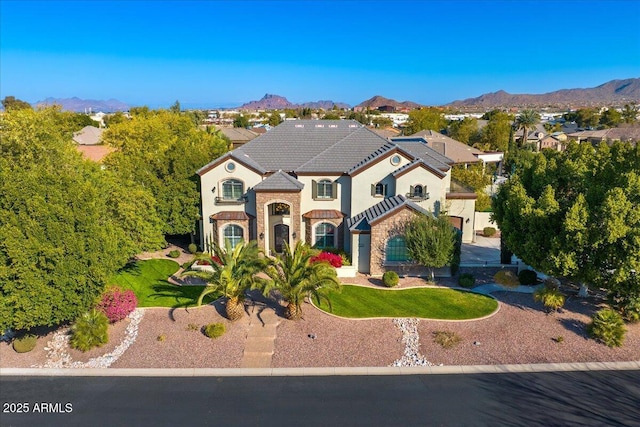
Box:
[1,0,639,108]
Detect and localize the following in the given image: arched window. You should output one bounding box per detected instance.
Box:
[221,179,244,200]
[386,236,408,262]
[314,223,336,248]
[412,185,423,198]
[223,224,244,249]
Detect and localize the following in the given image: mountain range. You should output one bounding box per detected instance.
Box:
[35,97,130,112]
[446,78,640,109]
[238,94,349,110]
[354,95,422,110]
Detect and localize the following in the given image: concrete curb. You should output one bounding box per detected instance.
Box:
[2,361,639,377]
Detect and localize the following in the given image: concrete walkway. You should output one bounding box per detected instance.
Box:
[240,303,281,368]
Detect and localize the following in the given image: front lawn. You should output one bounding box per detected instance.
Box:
[315,285,498,320]
[109,259,218,308]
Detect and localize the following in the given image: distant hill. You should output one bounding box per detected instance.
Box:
[35,97,130,112]
[238,93,349,110]
[355,95,422,111]
[447,78,640,109]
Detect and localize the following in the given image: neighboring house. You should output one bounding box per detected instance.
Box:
[73,125,113,162]
[539,132,567,151]
[73,126,103,145]
[197,120,477,276]
[567,126,640,146]
[217,127,261,149]
[514,124,546,148]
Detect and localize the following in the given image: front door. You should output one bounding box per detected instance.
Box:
[273,224,289,253]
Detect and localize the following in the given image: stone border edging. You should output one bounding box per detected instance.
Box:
[2,361,639,377]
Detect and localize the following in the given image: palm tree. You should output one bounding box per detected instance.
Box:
[262,241,341,320]
[182,241,265,321]
[514,109,540,149]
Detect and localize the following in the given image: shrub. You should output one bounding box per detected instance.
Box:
[483,226,497,237]
[157,334,166,342]
[588,308,627,348]
[382,271,399,287]
[494,270,519,287]
[70,309,109,352]
[188,243,198,254]
[607,273,640,323]
[450,230,462,276]
[186,323,199,331]
[518,269,538,285]
[553,336,564,343]
[458,273,475,288]
[167,249,181,258]
[13,334,37,353]
[533,286,565,312]
[310,251,342,268]
[544,277,561,290]
[433,331,461,349]
[96,287,137,323]
[203,323,226,339]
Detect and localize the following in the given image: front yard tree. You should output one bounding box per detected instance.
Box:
[183,241,266,321]
[404,214,457,281]
[262,242,341,320]
[493,141,640,313]
[102,110,229,235]
[514,109,540,148]
[0,108,161,332]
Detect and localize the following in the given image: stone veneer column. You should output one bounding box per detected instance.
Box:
[255,191,301,252]
[369,208,418,276]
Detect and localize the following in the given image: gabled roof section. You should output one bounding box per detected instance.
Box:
[73,126,103,145]
[196,152,267,176]
[391,158,447,179]
[395,130,481,164]
[346,141,399,175]
[253,170,304,192]
[346,195,429,231]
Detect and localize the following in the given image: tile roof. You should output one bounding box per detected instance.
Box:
[76,144,115,162]
[253,170,304,192]
[218,127,260,142]
[73,126,103,145]
[346,195,429,231]
[397,130,482,164]
[210,211,254,220]
[302,209,345,219]
[391,158,447,178]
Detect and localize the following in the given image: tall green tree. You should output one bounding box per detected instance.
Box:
[493,141,640,310]
[262,242,341,320]
[404,214,456,280]
[102,110,230,235]
[574,108,600,129]
[403,107,446,135]
[233,114,250,128]
[514,109,540,148]
[1,96,32,111]
[0,108,162,331]
[599,108,622,128]
[448,117,479,145]
[621,103,638,124]
[477,111,514,152]
[267,111,283,126]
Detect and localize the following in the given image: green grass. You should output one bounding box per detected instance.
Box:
[109,259,219,308]
[315,285,498,320]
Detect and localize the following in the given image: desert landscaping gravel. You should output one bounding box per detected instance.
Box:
[2,275,639,369]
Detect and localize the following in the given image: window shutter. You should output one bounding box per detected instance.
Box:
[383,184,387,196]
[409,185,414,196]
[331,181,338,199]
[312,180,317,199]
[371,184,376,197]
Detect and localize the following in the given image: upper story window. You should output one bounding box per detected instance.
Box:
[221,179,244,200]
[390,154,402,166]
[270,202,290,216]
[225,162,236,173]
[372,182,387,197]
[223,224,244,249]
[412,185,423,198]
[314,222,336,249]
[408,184,429,200]
[312,179,337,200]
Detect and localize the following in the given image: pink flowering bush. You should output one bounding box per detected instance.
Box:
[310,251,343,268]
[96,287,138,323]
[195,255,223,266]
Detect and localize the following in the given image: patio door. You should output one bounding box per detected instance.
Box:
[273,224,289,253]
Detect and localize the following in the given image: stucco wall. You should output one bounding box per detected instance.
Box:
[446,198,476,243]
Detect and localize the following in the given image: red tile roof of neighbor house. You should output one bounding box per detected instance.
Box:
[76,145,115,162]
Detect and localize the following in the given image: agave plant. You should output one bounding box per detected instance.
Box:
[263,241,341,320]
[182,241,265,321]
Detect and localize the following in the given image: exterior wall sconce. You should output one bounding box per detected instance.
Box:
[211,187,216,193]
[292,231,297,239]
[465,218,470,223]
[259,232,264,240]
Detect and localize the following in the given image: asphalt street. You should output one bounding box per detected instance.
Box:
[2,370,639,426]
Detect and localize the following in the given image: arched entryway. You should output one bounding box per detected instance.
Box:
[273,223,289,253]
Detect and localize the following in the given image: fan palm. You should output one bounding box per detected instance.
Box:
[181,241,265,321]
[514,109,540,149]
[263,241,341,320]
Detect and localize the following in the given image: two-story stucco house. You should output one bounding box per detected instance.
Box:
[197,120,476,275]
